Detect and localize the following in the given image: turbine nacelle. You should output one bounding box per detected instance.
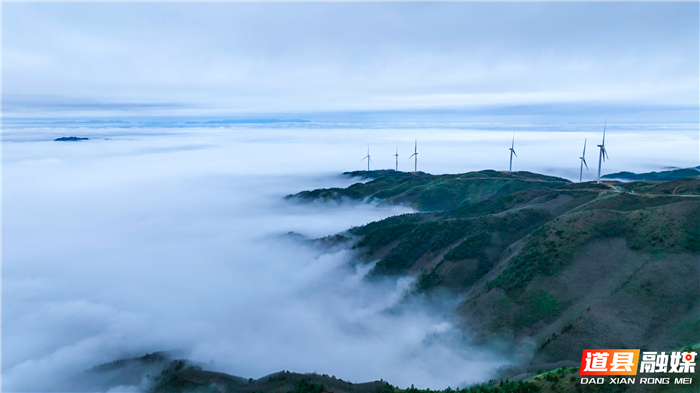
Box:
[597,145,608,162]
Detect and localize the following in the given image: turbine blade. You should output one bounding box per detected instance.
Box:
[583,158,588,170]
[512,150,517,157]
[583,139,587,156]
[603,119,607,144]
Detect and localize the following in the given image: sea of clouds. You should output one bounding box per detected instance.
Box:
[2,124,698,391]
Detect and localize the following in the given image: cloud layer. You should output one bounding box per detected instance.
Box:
[3,125,698,391]
[2,128,501,391]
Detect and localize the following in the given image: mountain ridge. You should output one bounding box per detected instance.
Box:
[288,168,700,368]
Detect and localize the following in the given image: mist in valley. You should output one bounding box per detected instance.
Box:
[3,125,698,391]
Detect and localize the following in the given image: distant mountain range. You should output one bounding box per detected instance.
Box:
[602,166,700,181]
[54,136,89,141]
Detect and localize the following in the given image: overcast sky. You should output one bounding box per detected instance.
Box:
[3,2,698,120]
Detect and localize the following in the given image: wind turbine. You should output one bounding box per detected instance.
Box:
[509,135,517,172]
[391,145,399,171]
[579,139,588,183]
[408,139,418,172]
[361,145,372,171]
[596,120,609,184]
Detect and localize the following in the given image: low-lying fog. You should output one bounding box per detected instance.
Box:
[3,125,698,391]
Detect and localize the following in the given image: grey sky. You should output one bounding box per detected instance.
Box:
[3,2,698,119]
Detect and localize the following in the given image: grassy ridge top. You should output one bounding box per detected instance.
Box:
[287,170,571,212]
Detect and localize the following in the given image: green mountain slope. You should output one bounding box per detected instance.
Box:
[460,200,699,363]
[293,170,700,367]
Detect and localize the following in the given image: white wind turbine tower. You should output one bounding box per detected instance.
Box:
[509,135,517,172]
[361,145,372,171]
[579,139,589,182]
[408,139,418,172]
[596,120,609,184]
[391,145,399,171]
